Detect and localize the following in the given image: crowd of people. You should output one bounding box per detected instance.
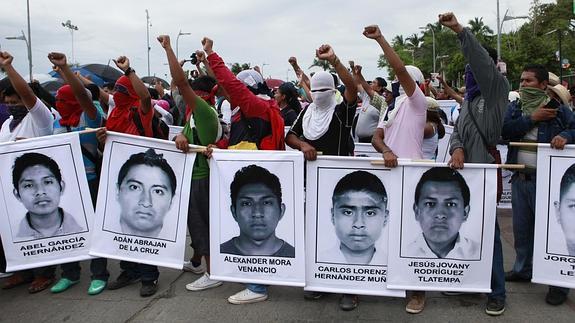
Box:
[1,11,575,317]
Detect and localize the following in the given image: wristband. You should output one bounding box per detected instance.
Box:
[124,67,134,76]
[383,150,392,154]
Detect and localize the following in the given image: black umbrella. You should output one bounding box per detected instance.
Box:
[40,79,66,93]
[81,63,123,83]
[141,76,170,89]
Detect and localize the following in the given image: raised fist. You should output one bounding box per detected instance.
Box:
[363,25,382,39]
[157,35,171,49]
[316,44,336,64]
[201,37,214,54]
[48,52,67,67]
[0,51,14,67]
[113,56,130,72]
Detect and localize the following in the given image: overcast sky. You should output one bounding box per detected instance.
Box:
[1,0,552,84]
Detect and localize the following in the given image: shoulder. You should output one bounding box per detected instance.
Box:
[220,237,241,255]
[275,240,295,258]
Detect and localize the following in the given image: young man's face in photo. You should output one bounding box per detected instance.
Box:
[231,183,285,242]
[331,190,388,252]
[555,183,575,254]
[414,180,469,245]
[117,165,174,235]
[14,165,64,216]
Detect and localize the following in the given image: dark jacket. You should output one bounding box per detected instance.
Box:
[502,100,575,164]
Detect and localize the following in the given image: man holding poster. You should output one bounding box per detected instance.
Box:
[221,165,294,258]
[503,63,575,306]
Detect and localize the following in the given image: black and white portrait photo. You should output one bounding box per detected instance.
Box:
[552,163,575,257]
[90,132,194,270]
[0,133,93,271]
[317,170,389,266]
[220,164,295,258]
[209,150,305,287]
[402,167,480,261]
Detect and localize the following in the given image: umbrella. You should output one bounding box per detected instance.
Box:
[141,76,170,89]
[265,78,284,90]
[82,63,123,83]
[40,79,66,93]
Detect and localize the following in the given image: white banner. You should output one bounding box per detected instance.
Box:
[533,145,575,288]
[353,143,380,158]
[0,133,94,271]
[497,144,512,208]
[304,157,404,297]
[168,125,183,141]
[209,150,305,286]
[387,165,497,292]
[436,125,453,163]
[89,132,194,269]
[438,99,460,125]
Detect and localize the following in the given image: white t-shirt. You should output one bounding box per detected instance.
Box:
[0,98,54,142]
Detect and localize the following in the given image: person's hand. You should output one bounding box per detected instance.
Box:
[300,142,318,161]
[382,150,398,168]
[157,35,171,49]
[316,44,336,65]
[0,51,14,67]
[47,52,68,67]
[448,148,465,169]
[201,37,214,55]
[436,74,446,84]
[438,12,463,33]
[253,65,262,75]
[195,50,206,63]
[113,56,130,72]
[96,127,107,146]
[353,65,362,76]
[288,56,298,66]
[175,133,190,152]
[551,135,568,150]
[203,144,217,159]
[531,105,557,122]
[52,65,61,73]
[363,25,383,40]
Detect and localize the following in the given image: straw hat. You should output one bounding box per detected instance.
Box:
[548,84,571,105]
[548,72,560,86]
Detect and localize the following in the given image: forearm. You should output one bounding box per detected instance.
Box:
[286,133,307,150]
[357,74,375,98]
[371,128,390,153]
[331,57,357,103]
[128,72,152,113]
[442,81,463,104]
[375,36,414,96]
[60,65,96,119]
[4,64,36,108]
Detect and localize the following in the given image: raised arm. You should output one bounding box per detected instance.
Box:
[363,25,416,97]
[316,44,357,103]
[353,65,375,98]
[436,75,463,104]
[0,51,37,108]
[113,56,152,114]
[48,52,97,119]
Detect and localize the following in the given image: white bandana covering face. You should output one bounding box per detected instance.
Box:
[303,71,337,140]
[380,65,424,128]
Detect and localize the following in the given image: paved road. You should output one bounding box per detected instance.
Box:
[1,209,574,322]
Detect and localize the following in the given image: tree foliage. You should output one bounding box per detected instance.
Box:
[230,62,251,75]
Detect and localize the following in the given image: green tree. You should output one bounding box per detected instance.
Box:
[468,17,494,43]
[406,33,423,49]
[309,58,335,73]
[230,62,251,75]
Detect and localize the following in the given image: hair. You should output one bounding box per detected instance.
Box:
[426,110,446,139]
[481,44,498,64]
[414,167,470,207]
[147,88,160,100]
[3,85,18,98]
[523,64,549,84]
[278,82,302,114]
[117,148,177,196]
[85,84,100,101]
[12,153,62,192]
[560,164,575,201]
[190,75,217,93]
[103,82,115,91]
[374,77,387,94]
[230,164,282,205]
[332,170,387,204]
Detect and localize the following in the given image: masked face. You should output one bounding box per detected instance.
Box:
[311,90,336,110]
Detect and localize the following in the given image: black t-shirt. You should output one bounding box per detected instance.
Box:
[289,99,357,156]
[220,237,295,258]
[281,108,299,127]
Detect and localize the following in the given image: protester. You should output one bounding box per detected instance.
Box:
[275,82,301,126]
[352,64,388,143]
[422,97,445,160]
[0,50,57,293]
[502,63,574,306]
[286,43,359,310]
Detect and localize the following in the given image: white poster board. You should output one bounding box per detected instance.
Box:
[497,144,512,208]
[533,145,575,288]
[90,132,194,269]
[438,99,460,125]
[168,125,183,141]
[0,133,94,271]
[304,157,404,297]
[436,125,453,163]
[387,163,497,292]
[209,150,305,286]
[354,143,380,158]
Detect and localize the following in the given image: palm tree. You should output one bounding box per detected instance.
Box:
[406,33,423,49]
[468,17,494,39]
[309,58,335,73]
[392,35,405,47]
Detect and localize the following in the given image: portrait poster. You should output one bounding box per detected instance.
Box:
[90,132,195,269]
[436,125,453,163]
[0,133,93,271]
[304,157,405,297]
[387,163,497,292]
[533,145,575,288]
[209,149,305,287]
[497,144,512,208]
[354,143,380,158]
[438,99,460,125]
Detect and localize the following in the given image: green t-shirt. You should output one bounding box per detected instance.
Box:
[182,96,220,180]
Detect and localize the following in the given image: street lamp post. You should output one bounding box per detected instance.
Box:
[497,0,529,60]
[176,30,191,60]
[420,25,436,73]
[6,31,32,81]
[145,9,151,76]
[261,63,269,77]
[436,55,450,80]
[61,20,78,65]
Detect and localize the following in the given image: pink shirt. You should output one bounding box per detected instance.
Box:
[377,87,426,159]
